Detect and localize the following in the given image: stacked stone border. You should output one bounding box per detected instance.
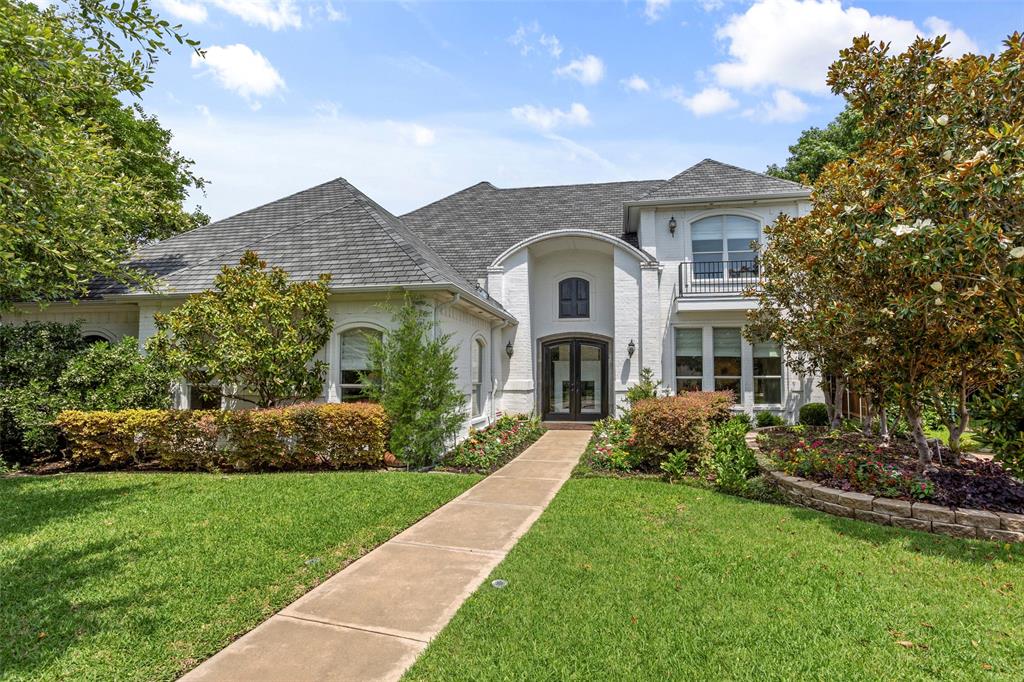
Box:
[746,429,1024,543]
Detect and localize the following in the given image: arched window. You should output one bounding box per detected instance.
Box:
[471,338,486,417]
[558,277,590,319]
[339,327,381,402]
[81,333,112,345]
[691,215,759,279]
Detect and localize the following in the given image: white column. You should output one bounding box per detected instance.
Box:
[613,250,641,405]
[501,250,534,413]
[701,326,714,392]
[741,333,754,408]
[639,262,663,388]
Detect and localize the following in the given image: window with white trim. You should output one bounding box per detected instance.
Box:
[471,338,485,417]
[674,328,702,393]
[753,339,783,404]
[691,215,759,279]
[339,328,380,402]
[712,328,742,395]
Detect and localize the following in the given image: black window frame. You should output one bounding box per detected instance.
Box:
[558,277,590,319]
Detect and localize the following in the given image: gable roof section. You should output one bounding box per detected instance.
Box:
[401,179,663,283]
[635,158,809,202]
[91,179,506,316]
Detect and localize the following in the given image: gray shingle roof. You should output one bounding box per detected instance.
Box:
[401,179,663,283]
[636,158,809,202]
[92,178,490,302]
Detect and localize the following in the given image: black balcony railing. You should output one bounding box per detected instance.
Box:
[679,259,760,295]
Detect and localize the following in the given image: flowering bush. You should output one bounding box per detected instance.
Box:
[443,414,544,472]
[585,417,641,471]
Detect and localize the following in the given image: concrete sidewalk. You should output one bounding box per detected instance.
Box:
[181,429,590,682]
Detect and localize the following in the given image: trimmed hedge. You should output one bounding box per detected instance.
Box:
[55,403,389,471]
[630,391,734,465]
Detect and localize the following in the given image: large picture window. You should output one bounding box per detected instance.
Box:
[691,215,759,279]
[674,328,703,393]
[712,328,742,394]
[558,277,590,318]
[339,327,381,402]
[753,340,783,404]
[471,338,485,417]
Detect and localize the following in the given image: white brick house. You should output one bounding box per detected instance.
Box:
[4,159,823,429]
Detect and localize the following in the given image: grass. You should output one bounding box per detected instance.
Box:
[406,477,1024,681]
[925,426,981,452]
[1,470,480,681]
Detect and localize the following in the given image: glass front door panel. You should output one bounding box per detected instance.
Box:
[578,343,603,415]
[548,343,571,415]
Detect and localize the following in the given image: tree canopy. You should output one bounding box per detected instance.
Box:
[750,33,1024,471]
[148,252,333,408]
[0,0,206,309]
[766,107,864,184]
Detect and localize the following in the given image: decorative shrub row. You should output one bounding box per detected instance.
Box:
[443,414,544,473]
[55,403,389,471]
[630,391,734,465]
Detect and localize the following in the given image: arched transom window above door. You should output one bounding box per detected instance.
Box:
[558,277,590,319]
[690,214,759,279]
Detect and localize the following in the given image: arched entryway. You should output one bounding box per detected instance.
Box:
[539,335,609,422]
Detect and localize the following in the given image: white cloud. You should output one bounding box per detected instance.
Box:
[508,21,540,56]
[211,1,302,30]
[195,104,215,125]
[539,34,563,59]
[701,0,724,11]
[677,87,739,116]
[622,75,650,92]
[711,0,978,94]
[510,103,591,132]
[159,0,208,22]
[324,1,346,22]
[400,124,437,147]
[745,89,810,122]
[554,55,605,85]
[191,44,285,106]
[645,0,670,22]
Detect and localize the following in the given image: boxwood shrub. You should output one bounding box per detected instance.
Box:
[55,403,389,471]
[798,402,830,427]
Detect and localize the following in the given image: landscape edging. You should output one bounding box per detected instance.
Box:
[746,428,1024,543]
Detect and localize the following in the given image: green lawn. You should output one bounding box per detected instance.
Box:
[1,471,479,681]
[406,478,1024,681]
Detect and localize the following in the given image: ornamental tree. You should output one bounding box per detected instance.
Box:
[752,34,1024,471]
[148,252,332,408]
[1,0,205,309]
[766,107,864,184]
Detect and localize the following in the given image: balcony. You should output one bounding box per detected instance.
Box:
[678,259,760,309]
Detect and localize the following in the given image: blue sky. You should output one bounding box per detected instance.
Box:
[142,0,1023,220]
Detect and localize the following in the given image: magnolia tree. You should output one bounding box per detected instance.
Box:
[148,252,332,408]
[751,34,1024,471]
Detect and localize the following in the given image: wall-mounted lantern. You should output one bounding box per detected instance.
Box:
[505,340,514,358]
[627,339,636,358]
[668,216,677,236]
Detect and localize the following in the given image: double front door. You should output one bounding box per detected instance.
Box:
[541,338,608,421]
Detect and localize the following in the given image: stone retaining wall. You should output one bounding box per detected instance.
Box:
[746,431,1024,543]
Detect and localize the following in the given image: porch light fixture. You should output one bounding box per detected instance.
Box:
[505,340,514,358]
[627,339,636,357]
[668,216,677,236]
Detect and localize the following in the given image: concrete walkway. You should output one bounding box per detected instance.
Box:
[181,429,591,682]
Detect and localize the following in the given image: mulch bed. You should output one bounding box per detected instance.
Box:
[760,428,1024,514]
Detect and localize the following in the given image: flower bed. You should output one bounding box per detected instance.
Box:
[751,427,1024,542]
[442,414,544,473]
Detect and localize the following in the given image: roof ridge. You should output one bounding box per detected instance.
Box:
[490,178,664,192]
[636,158,808,201]
[697,158,808,189]
[402,181,496,217]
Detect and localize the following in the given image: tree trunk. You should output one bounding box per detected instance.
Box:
[821,377,837,424]
[861,395,874,436]
[906,402,934,473]
[830,377,846,429]
[879,406,890,441]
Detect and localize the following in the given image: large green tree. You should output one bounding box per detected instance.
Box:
[766,107,864,183]
[148,252,333,408]
[0,0,206,309]
[752,34,1023,471]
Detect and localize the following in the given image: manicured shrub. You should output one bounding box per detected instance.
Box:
[698,416,759,494]
[631,392,734,465]
[799,402,829,427]
[443,414,543,472]
[55,403,390,471]
[755,411,785,428]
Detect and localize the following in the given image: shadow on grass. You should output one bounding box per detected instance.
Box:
[0,475,149,540]
[786,504,1021,565]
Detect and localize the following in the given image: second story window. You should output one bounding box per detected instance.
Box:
[691,215,759,279]
[558,277,590,318]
